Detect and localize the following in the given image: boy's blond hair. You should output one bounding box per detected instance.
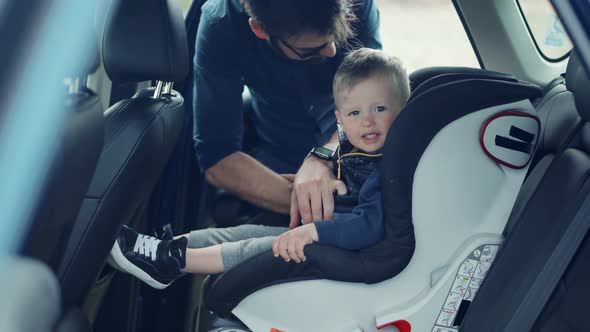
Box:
[333,48,410,108]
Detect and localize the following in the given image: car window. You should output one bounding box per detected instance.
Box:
[518,0,573,61]
[377,0,479,72]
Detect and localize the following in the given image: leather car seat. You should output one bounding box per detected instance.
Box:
[58,0,188,309]
[20,46,104,273]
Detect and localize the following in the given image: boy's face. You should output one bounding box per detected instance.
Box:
[335,75,403,153]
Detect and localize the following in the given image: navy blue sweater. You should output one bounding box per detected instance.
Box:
[315,171,384,250]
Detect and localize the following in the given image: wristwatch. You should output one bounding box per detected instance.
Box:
[307,146,335,161]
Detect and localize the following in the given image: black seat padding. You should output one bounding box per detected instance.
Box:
[502,63,580,237]
[409,66,513,90]
[460,52,590,331]
[409,67,517,102]
[58,0,188,307]
[20,61,104,272]
[203,74,542,318]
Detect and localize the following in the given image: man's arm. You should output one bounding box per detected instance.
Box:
[206,152,292,214]
[193,5,293,212]
[290,130,340,227]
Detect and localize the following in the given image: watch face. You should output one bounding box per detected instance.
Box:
[313,146,333,160]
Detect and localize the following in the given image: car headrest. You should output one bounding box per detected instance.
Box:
[101,0,189,83]
[566,51,590,122]
[62,20,100,79]
[410,67,514,91]
[69,39,99,78]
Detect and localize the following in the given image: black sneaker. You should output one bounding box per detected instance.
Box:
[109,225,187,289]
[107,224,176,272]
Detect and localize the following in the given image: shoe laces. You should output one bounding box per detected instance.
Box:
[133,234,160,261]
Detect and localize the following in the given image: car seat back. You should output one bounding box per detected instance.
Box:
[58,0,188,308]
[460,51,590,332]
[20,50,104,272]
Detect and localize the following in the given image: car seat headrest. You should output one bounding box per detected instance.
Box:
[410,67,514,91]
[68,37,99,79]
[408,68,517,103]
[101,0,189,83]
[566,51,590,122]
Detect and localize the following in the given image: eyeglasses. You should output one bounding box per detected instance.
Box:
[270,36,332,60]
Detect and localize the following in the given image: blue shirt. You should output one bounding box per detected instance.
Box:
[315,171,384,250]
[193,0,382,173]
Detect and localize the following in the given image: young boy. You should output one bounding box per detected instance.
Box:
[109,48,410,289]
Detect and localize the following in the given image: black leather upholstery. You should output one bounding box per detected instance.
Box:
[460,52,590,331]
[409,67,517,104]
[58,0,188,308]
[21,89,104,272]
[59,89,184,306]
[566,51,590,122]
[102,0,189,83]
[462,126,590,332]
[504,53,583,236]
[409,66,513,91]
[536,88,579,155]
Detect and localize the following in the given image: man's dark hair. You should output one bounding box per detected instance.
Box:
[243,0,356,45]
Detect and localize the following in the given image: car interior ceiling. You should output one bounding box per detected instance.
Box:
[2,0,590,332]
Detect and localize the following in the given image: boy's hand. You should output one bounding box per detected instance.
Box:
[272,224,319,263]
[290,157,337,227]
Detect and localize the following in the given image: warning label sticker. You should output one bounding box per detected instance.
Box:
[432,244,500,332]
[432,327,457,332]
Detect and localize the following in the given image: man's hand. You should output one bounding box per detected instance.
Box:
[289,157,347,228]
[281,174,296,190]
[272,224,319,263]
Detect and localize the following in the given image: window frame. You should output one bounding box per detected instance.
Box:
[452,0,485,69]
[516,0,571,62]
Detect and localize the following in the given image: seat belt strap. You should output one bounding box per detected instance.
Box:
[505,188,590,331]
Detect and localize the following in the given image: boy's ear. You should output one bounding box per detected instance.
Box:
[249,18,269,40]
[335,111,343,124]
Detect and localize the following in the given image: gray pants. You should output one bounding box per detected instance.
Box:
[187,224,289,270]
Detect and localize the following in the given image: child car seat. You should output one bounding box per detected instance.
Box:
[203,72,542,332]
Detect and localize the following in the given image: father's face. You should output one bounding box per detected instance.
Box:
[271,33,337,62]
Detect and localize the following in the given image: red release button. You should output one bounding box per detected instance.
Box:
[377,319,411,332]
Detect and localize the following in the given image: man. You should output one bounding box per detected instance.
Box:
[193,0,381,225]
